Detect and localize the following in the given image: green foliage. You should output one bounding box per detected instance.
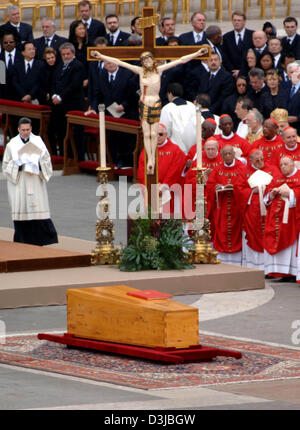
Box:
[119,218,195,272]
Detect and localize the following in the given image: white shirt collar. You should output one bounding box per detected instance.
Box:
[110,29,120,40]
[210,66,221,76]
[24,59,34,67]
[193,30,203,41]
[82,17,92,27]
[5,49,16,59]
[224,159,235,167]
[234,28,245,40]
[286,167,298,177]
[285,143,298,151]
[221,132,234,140]
[158,139,168,148]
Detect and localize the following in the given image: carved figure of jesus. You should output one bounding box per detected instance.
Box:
[91,47,208,174]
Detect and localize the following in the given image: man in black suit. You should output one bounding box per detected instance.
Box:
[286,64,300,134]
[85,61,138,167]
[0,32,23,100]
[51,42,86,159]
[203,25,223,63]
[222,11,254,77]
[281,16,300,60]
[78,0,106,46]
[247,67,268,111]
[179,11,207,45]
[192,52,234,115]
[12,41,44,104]
[34,18,67,60]
[0,5,33,50]
[155,17,176,46]
[252,30,269,61]
[268,37,284,73]
[87,37,107,112]
[105,14,130,46]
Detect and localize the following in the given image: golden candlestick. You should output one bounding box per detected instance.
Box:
[188,168,220,264]
[91,166,120,265]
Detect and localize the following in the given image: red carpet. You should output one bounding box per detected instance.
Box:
[0,333,299,389]
[0,240,91,272]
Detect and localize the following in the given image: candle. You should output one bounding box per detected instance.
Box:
[196,104,202,169]
[98,104,106,168]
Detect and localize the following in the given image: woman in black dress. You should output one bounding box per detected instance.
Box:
[260,69,287,119]
[69,20,89,94]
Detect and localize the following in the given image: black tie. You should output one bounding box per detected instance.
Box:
[109,74,114,84]
[45,38,50,46]
[8,53,13,68]
[210,73,215,80]
[237,33,242,48]
[26,62,31,73]
[110,34,114,45]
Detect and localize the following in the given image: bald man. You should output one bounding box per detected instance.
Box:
[184,138,223,219]
[206,144,248,265]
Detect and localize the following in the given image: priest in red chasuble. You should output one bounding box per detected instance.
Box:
[215,115,252,158]
[138,123,186,215]
[242,149,280,270]
[252,118,284,163]
[183,138,223,219]
[270,126,300,168]
[263,156,300,279]
[206,145,248,265]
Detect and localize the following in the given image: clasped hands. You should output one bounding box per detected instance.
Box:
[270,187,290,199]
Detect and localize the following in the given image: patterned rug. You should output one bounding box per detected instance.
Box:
[0,333,300,390]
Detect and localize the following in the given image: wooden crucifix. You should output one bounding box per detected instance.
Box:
[87,7,211,214]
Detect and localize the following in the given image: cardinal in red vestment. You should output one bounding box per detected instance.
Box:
[252,118,284,163]
[270,126,300,168]
[215,115,252,158]
[242,149,280,270]
[263,156,300,279]
[183,137,223,220]
[206,144,248,265]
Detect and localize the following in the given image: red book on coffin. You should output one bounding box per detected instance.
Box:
[127,290,173,300]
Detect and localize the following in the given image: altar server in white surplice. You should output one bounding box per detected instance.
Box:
[2,117,58,246]
[159,82,196,154]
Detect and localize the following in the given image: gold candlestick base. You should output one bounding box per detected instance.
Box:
[188,168,220,265]
[90,167,120,265]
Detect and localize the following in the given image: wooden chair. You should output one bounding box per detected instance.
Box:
[14,0,39,29]
[35,0,56,23]
[118,0,139,18]
[157,0,178,22]
[100,0,121,22]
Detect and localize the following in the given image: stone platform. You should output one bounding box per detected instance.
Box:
[0,228,265,309]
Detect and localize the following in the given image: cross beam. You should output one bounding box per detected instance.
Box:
[87,7,211,61]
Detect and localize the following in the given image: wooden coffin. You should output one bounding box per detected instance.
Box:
[67,285,199,349]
